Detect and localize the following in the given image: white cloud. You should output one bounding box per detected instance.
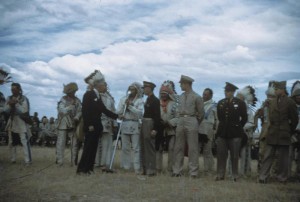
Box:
[1,0,299,117]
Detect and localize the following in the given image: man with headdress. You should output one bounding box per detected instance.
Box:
[236,86,257,177]
[156,80,178,174]
[259,81,298,183]
[56,82,82,166]
[254,81,276,171]
[117,82,144,174]
[215,82,247,181]
[198,88,217,174]
[4,83,32,165]
[173,75,204,178]
[140,81,162,176]
[94,81,117,171]
[77,70,119,175]
[288,80,300,180]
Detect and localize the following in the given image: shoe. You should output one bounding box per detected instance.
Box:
[147,173,156,177]
[172,173,182,177]
[233,178,237,182]
[215,176,224,181]
[258,179,267,184]
[190,175,198,179]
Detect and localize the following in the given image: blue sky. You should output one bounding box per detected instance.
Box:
[0,0,300,118]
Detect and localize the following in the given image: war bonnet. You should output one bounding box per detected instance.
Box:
[84,70,105,86]
[237,85,258,107]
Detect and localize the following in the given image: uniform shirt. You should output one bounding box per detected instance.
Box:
[216,97,248,139]
[198,99,217,139]
[4,95,29,134]
[100,92,116,133]
[266,94,298,145]
[144,94,161,132]
[117,95,144,135]
[177,90,204,123]
[57,95,82,130]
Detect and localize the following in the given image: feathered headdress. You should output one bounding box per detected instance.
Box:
[291,80,300,97]
[128,82,143,98]
[159,80,178,101]
[265,81,276,96]
[0,68,12,85]
[237,85,258,107]
[84,70,105,86]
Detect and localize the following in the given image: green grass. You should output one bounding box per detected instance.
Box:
[0,146,299,202]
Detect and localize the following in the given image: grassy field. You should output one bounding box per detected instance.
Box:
[0,146,299,202]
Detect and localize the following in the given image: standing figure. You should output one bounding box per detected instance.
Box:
[288,80,300,180]
[215,82,247,181]
[198,88,217,174]
[173,75,204,178]
[77,70,119,175]
[259,81,298,183]
[56,82,82,166]
[156,81,178,174]
[117,82,144,174]
[140,81,162,176]
[4,83,32,165]
[236,86,257,177]
[94,82,117,171]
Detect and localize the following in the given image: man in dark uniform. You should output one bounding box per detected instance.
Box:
[259,81,298,183]
[215,82,248,181]
[77,70,119,175]
[141,81,162,176]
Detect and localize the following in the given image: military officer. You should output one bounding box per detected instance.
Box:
[215,82,248,181]
[259,81,298,183]
[140,81,162,176]
[172,75,204,178]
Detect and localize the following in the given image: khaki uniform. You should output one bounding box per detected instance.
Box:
[173,90,204,176]
[259,95,298,182]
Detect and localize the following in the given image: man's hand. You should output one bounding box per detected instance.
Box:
[150,130,157,138]
[88,125,95,132]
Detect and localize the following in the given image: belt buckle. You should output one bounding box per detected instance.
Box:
[183,115,188,118]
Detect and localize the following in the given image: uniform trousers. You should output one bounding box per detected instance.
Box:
[259,144,289,182]
[141,118,156,175]
[216,137,241,179]
[173,117,199,176]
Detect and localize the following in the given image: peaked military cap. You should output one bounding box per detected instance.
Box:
[224,82,238,92]
[179,75,194,83]
[143,81,156,89]
[274,81,286,90]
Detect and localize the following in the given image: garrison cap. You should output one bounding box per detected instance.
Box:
[143,81,156,90]
[179,75,194,83]
[274,81,286,90]
[224,82,238,92]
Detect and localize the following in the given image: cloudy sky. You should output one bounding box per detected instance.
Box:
[0,0,299,118]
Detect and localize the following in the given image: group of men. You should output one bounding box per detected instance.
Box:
[1,68,299,183]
